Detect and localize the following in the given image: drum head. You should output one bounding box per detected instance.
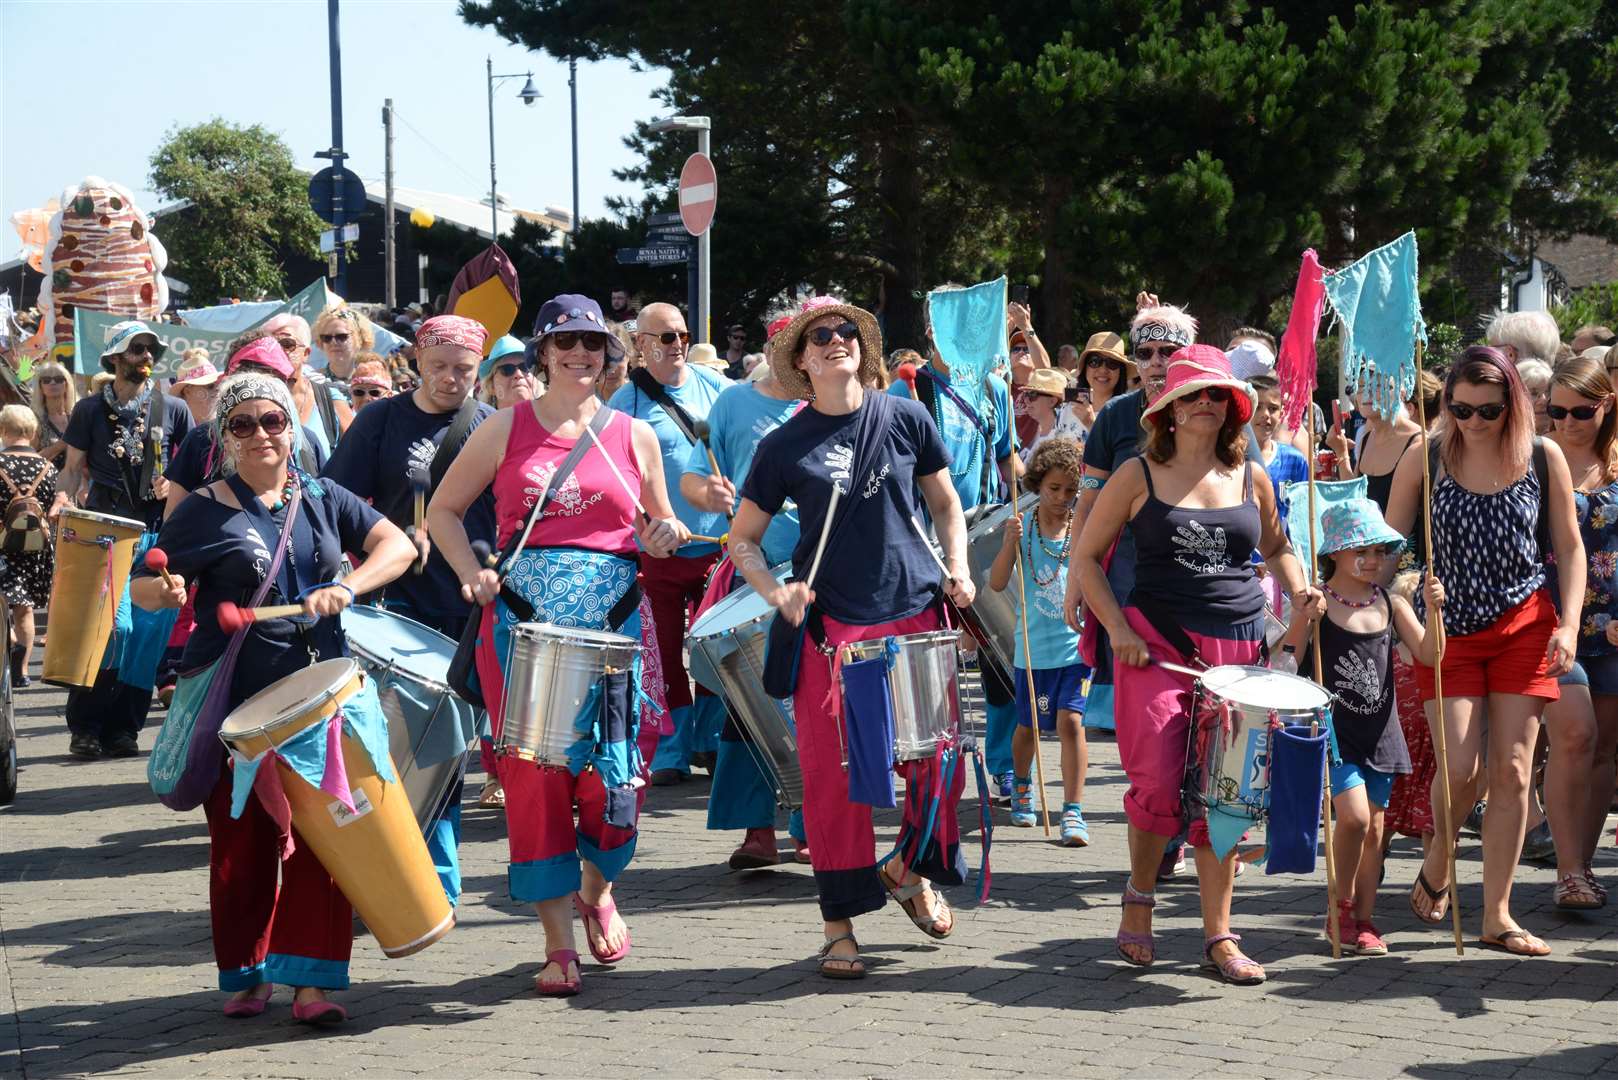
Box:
[688,563,789,642]
[341,606,456,685]
[512,622,637,649]
[1200,665,1331,711]
[219,658,360,737]
[57,507,145,531]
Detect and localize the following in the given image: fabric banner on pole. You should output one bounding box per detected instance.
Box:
[72,307,242,377]
[1322,231,1426,419]
[926,277,1008,411]
[1275,249,1326,432]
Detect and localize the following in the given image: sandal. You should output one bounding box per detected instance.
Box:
[1116,881,1156,967]
[1479,929,1551,957]
[1408,868,1450,925]
[1582,867,1608,905]
[1554,873,1603,910]
[817,933,865,980]
[879,863,953,940]
[477,779,505,809]
[536,949,582,996]
[573,892,632,965]
[1203,932,1266,985]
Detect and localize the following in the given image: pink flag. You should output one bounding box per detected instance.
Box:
[1276,249,1326,432]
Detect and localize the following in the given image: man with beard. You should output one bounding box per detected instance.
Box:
[52,320,193,758]
[322,314,495,905]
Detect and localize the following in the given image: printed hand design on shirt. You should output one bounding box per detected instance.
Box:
[523,460,603,519]
[1171,519,1231,575]
[1034,571,1066,622]
[823,444,853,483]
[406,437,436,478]
[1332,652,1384,715]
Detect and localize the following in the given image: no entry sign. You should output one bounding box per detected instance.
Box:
[678,153,717,236]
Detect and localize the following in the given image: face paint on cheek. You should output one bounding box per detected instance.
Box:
[1353,554,1380,577]
[806,356,823,376]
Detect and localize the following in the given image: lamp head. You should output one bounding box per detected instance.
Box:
[518,76,540,106]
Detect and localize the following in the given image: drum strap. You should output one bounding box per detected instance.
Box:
[1132,596,1202,666]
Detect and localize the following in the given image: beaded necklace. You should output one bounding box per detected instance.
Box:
[925,369,984,483]
[1323,581,1376,609]
[1024,504,1075,586]
[265,471,298,513]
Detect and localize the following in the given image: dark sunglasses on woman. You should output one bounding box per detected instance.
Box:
[808,322,860,347]
[320,332,350,344]
[225,411,291,438]
[1548,403,1602,421]
[495,362,534,378]
[39,375,66,386]
[1447,399,1506,421]
[1085,354,1123,371]
[351,387,388,399]
[1182,386,1233,403]
[552,332,608,353]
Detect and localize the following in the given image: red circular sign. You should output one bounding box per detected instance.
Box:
[678,153,717,236]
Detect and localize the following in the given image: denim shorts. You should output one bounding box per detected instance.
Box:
[1329,760,1396,807]
[1581,653,1618,696]
[1560,661,1589,689]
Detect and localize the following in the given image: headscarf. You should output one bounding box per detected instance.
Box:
[212,373,324,495]
[416,315,488,354]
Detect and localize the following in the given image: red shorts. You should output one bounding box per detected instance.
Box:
[1414,589,1559,702]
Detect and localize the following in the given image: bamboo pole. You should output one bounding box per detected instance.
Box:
[1012,515,1053,837]
[1412,340,1466,955]
[1307,401,1342,959]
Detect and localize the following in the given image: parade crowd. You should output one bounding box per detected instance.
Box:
[6,288,1616,1019]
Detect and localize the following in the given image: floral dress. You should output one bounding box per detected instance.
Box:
[0,448,56,607]
[1573,481,1618,659]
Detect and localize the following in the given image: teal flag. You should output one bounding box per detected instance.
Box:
[1322,231,1426,420]
[926,277,1008,412]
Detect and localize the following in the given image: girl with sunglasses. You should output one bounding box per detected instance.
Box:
[131,373,416,1023]
[1385,346,1585,956]
[1540,356,1618,909]
[28,360,78,469]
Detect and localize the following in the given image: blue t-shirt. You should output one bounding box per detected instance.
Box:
[889,366,1012,511]
[683,382,801,565]
[134,478,383,705]
[321,391,496,619]
[609,366,732,554]
[168,423,328,494]
[1011,507,1081,669]
[1263,442,1310,526]
[741,394,951,625]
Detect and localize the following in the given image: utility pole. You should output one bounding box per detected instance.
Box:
[569,57,580,240]
[383,99,396,309]
[486,56,499,241]
[321,0,348,297]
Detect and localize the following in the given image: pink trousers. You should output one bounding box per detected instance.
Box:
[1113,607,1261,846]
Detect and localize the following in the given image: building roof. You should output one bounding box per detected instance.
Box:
[1536,234,1618,291]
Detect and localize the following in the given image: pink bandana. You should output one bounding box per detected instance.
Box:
[226,337,294,378]
[417,315,488,354]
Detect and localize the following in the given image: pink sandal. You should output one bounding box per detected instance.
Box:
[1116,881,1156,966]
[1203,933,1265,985]
[536,949,582,996]
[573,892,632,964]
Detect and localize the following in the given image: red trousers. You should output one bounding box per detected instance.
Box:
[639,550,721,711]
[497,759,639,903]
[202,766,352,991]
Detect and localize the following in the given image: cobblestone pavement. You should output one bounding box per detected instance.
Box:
[3,667,1617,1079]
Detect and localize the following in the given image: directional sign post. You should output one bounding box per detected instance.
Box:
[616,241,690,267]
[679,149,716,342]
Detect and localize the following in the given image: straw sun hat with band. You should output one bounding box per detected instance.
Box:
[1139,344,1255,428]
[768,296,883,400]
[1077,331,1135,377]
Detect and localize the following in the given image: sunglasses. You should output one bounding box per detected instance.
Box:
[1447,399,1506,422]
[640,330,690,346]
[1548,403,1603,421]
[39,375,66,386]
[807,322,860,347]
[1134,344,1177,362]
[225,410,291,439]
[274,337,304,352]
[495,362,534,378]
[1182,386,1233,404]
[123,342,156,358]
[1085,355,1123,371]
[552,331,608,353]
[320,333,350,344]
[352,387,388,399]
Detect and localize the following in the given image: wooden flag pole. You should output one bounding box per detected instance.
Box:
[1012,529,1053,837]
[1306,403,1342,960]
[1412,340,1465,956]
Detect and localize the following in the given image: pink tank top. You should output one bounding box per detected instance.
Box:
[494,404,642,556]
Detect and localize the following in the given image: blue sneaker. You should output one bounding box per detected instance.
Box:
[1009,778,1035,827]
[995,771,1015,804]
[1060,803,1089,847]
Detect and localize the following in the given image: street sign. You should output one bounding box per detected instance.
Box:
[648,211,683,227]
[617,244,690,266]
[308,166,368,224]
[318,223,361,253]
[678,153,717,236]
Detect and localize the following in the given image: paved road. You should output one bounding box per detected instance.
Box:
[3,667,1616,1079]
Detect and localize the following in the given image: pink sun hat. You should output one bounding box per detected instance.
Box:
[171,358,224,391]
[1139,343,1256,428]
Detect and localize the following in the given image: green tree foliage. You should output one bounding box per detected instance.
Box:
[148,120,323,305]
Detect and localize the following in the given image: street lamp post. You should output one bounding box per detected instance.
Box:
[647,115,712,343]
[486,56,540,242]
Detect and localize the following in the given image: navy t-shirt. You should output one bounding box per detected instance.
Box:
[135,478,383,705]
[168,423,329,493]
[63,389,193,514]
[321,391,495,619]
[742,394,951,625]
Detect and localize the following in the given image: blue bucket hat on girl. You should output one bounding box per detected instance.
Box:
[1319,497,1407,558]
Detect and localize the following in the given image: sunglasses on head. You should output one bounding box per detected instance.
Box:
[352,386,388,399]
[495,362,534,378]
[641,330,690,346]
[807,322,860,347]
[39,374,66,386]
[1085,354,1123,371]
[122,341,156,358]
[1182,386,1233,404]
[552,331,608,353]
[1134,344,1177,362]
[320,333,350,344]
[1548,402,1602,421]
[1447,399,1506,421]
[225,410,291,439]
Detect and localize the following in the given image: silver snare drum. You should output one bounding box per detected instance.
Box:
[685,564,802,809]
[841,630,962,762]
[498,623,640,766]
[963,495,1039,673]
[1186,664,1332,817]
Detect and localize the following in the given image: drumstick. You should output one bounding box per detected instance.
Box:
[908,514,955,586]
[689,533,728,546]
[143,547,179,590]
[693,420,734,521]
[216,600,306,634]
[804,482,842,591]
[581,419,652,523]
[1011,511,1053,837]
[408,466,429,575]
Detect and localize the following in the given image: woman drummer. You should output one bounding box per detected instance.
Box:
[1074,344,1321,984]
[131,373,415,1023]
[428,294,685,996]
[728,296,976,980]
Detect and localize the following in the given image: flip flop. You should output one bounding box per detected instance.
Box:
[537,949,582,996]
[817,933,865,980]
[573,892,632,964]
[1479,929,1551,957]
[880,864,953,941]
[1408,868,1450,925]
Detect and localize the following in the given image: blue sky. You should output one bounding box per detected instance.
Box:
[1,0,668,238]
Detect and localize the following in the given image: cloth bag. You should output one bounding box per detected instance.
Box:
[840,651,898,808]
[1265,723,1330,875]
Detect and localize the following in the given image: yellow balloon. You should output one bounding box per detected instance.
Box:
[409,207,435,228]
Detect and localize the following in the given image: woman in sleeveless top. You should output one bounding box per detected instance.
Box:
[1076,345,1321,985]
[429,295,687,996]
[1385,346,1585,956]
[1541,357,1617,909]
[1328,389,1423,512]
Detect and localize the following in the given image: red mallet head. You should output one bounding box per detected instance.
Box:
[896,362,918,394]
[215,601,250,635]
[144,548,169,574]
